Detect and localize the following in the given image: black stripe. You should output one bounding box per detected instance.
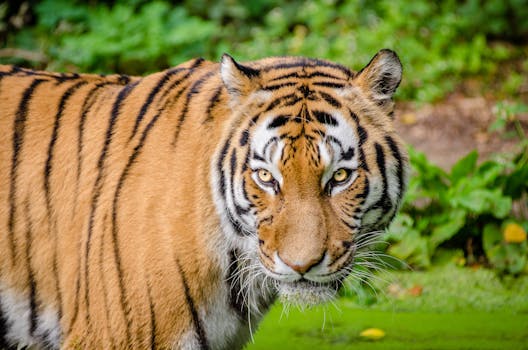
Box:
[44,81,87,320]
[227,250,248,320]
[218,139,231,197]
[203,86,223,123]
[110,80,179,342]
[314,110,338,126]
[269,71,346,82]
[318,91,342,108]
[175,260,209,350]
[268,115,290,129]
[0,299,10,349]
[229,150,250,216]
[217,137,249,236]
[341,147,355,161]
[312,81,345,89]
[364,143,392,218]
[239,129,249,146]
[350,109,369,172]
[262,60,352,77]
[172,70,216,145]
[355,177,369,200]
[23,200,38,338]
[129,67,184,142]
[385,135,405,197]
[100,214,116,349]
[262,81,297,91]
[146,280,157,350]
[262,136,278,161]
[75,82,113,211]
[83,80,139,337]
[375,143,389,206]
[264,93,301,112]
[8,79,45,264]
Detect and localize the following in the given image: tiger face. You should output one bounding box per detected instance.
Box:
[214,50,408,307]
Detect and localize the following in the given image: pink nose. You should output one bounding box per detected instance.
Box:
[280,254,325,274]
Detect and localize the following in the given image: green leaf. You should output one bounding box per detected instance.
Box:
[429,209,466,250]
[451,150,478,183]
[482,223,502,255]
[504,244,527,275]
[492,196,512,218]
[503,164,528,199]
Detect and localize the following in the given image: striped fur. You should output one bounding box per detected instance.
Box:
[0,50,408,349]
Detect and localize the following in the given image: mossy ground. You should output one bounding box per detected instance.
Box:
[244,264,528,349]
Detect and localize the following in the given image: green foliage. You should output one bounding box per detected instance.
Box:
[33,0,216,74]
[1,0,527,101]
[386,141,528,273]
[483,222,528,275]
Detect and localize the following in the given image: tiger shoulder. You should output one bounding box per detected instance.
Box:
[0,50,408,349]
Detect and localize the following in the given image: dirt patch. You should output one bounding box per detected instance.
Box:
[394,94,526,169]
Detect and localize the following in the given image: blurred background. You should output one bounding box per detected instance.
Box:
[1,1,527,349]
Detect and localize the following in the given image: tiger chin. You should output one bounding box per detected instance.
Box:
[0,49,408,349]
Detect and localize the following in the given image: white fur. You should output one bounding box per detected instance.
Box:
[0,283,61,349]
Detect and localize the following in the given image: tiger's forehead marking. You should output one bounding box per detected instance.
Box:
[249,107,359,182]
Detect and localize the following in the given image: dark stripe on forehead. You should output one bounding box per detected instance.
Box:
[264,93,302,112]
[318,91,342,108]
[268,115,289,129]
[262,81,297,91]
[313,81,345,89]
[341,147,355,161]
[314,110,338,126]
[269,70,346,82]
[261,59,353,77]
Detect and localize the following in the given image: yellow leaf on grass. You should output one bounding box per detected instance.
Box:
[503,223,527,243]
[360,328,386,340]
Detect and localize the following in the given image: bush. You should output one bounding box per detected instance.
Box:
[385,102,528,274]
[1,0,527,101]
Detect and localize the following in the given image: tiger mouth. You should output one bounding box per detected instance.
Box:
[276,277,344,307]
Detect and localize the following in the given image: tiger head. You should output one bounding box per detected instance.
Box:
[213,50,408,307]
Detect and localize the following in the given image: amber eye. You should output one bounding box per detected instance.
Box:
[257,169,273,183]
[333,168,349,183]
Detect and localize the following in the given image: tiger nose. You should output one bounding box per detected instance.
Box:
[280,254,325,274]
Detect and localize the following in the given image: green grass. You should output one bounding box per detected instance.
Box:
[244,263,528,349]
[245,307,528,350]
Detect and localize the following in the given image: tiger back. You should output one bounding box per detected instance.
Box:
[0,50,408,349]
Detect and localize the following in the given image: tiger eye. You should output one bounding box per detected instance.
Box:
[257,169,273,183]
[333,168,349,182]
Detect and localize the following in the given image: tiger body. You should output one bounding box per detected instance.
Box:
[0,50,408,349]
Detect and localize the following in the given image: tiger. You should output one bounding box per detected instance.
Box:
[0,49,408,349]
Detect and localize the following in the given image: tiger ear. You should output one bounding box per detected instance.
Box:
[220,54,260,101]
[354,49,402,110]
